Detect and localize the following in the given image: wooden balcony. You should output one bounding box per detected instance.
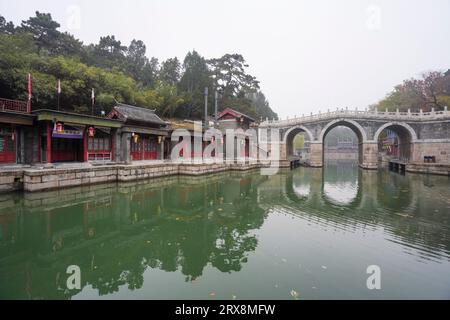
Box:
[0,98,29,113]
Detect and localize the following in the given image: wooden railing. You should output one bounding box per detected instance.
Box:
[0,98,29,113]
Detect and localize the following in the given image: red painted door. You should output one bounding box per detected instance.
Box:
[143,138,157,160]
[0,128,15,163]
[131,138,142,160]
[51,138,82,162]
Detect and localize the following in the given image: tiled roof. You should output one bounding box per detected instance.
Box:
[112,103,166,125]
[217,107,255,122]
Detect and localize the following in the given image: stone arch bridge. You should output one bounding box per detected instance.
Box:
[258,108,450,170]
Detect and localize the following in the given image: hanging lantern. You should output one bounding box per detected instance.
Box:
[56,122,64,133]
[157,136,162,144]
[133,133,139,144]
[88,126,95,137]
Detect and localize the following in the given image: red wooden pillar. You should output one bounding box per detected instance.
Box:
[37,129,41,162]
[83,127,88,162]
[46,122,52,163]
[111,131,115,161]
[11,125,16,163]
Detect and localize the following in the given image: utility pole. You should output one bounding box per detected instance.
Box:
[214,90,218,126]
[204,86,208,129]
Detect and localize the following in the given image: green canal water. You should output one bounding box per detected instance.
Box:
[0,161,449,299]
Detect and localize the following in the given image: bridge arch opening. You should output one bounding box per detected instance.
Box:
[374,122,416,162]
[319,120,366,165]
[323,126,359,163]
[284,126,314,161]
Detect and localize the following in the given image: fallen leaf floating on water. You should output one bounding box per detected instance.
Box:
[394,212,411,218]
[290,290,300,299]
[209,292,216,297]
[321,266,327,270]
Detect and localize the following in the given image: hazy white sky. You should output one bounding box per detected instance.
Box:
[2,0,450,118]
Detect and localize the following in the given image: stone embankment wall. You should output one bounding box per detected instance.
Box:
[1,159,448,194]
[0,162,263,193]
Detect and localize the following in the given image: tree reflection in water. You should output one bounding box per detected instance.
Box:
[0,173,267,299]
[0,163,449,299]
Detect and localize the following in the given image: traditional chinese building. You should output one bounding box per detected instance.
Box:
[107,103,169,162]
[168,120,209,159]
[32,109,123,163]
[0,98,35,164]
[217,107,256,158]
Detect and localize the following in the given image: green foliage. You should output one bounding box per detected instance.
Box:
[20,11,60,54]
[293,134,304,150]
[208,53,260,98]
[0,12,278,120]
[0,15,15,34]
[373,71,450,112]
[159,57,181,85]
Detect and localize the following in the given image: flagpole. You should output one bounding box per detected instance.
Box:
[91,88,95,115]
[57,79,61,111]
[27,73,32,113]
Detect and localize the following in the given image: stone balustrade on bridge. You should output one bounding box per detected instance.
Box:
[259,107,449,128]
[257,107,450,173]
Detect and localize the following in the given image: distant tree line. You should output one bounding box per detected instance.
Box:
[371,70,450,112]
[0,12,278,120]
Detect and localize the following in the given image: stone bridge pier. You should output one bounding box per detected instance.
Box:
[259,108,450,174]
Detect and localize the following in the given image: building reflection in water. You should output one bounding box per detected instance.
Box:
[0,161,449,299]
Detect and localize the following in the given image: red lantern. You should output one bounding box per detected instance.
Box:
[88,126,95,137]
[56,122,63,133]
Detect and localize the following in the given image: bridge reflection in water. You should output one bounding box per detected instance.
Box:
[0,161,449,299]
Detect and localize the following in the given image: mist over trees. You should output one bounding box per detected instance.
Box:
[0,11,278,120]
[371,71,450,112]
